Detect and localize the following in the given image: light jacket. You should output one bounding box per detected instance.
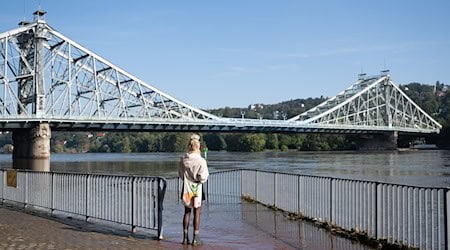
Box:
[179,152,209,183]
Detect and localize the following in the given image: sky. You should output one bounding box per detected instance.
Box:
[1,1,449,109]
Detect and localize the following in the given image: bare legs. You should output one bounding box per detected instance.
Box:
[183,206,202,231]
[182,206,202,245]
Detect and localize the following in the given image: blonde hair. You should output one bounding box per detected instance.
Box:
[188,134,201,152]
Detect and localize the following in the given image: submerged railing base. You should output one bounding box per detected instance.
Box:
[242,195,405,249]
[167,169,449,250]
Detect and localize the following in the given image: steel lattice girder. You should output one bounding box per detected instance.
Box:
[0,21,220,122]
[289,75,442,133]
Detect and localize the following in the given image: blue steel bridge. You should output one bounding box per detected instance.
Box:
[0,11,442,135]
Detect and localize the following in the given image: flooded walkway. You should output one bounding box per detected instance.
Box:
[0,198,374,249]
[162,196,374,249]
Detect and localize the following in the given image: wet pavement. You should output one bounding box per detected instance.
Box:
[0,195,374,250]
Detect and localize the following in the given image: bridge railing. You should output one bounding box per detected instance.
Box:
[167,169,449,250]
[0,169,166,239]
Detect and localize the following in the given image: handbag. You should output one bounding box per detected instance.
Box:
[182,177,203,208]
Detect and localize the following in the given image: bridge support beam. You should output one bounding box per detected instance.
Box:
[12,123,51,171]
[358,131,398,151]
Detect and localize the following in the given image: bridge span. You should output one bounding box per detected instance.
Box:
[0,10,442,168]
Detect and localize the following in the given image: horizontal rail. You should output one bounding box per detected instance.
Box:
[0,169,166,239]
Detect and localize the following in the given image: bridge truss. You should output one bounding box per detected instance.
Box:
[0,13,442,134]
[289,74,442,134]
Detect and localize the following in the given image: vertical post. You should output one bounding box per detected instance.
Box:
[157,178,167,240]
[50,172,54,216]
[255,170,258,201]
[274,172,277,207]
[85,174,89,221]
[131,176,135,233]
[24,171,28,208]
[330,178,333,223]
[239,169,244,198]
[298,175,301,215]
[375,182,379,239]
[240,170,243,199]
[177,176,180,203]
[33,11,47,117]
[445,188,449,250]
[1,170,4,205]
[206,178,209,202]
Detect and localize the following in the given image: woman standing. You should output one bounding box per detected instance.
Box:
[178,134,209,245]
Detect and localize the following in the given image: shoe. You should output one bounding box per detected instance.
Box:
[182,234,190,245]
[191,234,202,246]
[182,237,190,245]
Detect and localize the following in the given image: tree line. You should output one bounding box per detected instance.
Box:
[48,132,359,153]
[0,81,448,153]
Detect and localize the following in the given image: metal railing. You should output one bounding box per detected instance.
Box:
[167,169,449,250]
[0,169,166,239]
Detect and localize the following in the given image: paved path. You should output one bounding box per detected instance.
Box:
[0,198,373,250]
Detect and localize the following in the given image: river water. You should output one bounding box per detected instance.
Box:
[0,150,449,188]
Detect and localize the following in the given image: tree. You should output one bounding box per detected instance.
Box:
[243,134,266,152]
[278,134,305,149]
[204,133,227,151]
[53,144,65,153]
[161,133,191,152]
[265,134,279,150]
[302,134,330,151]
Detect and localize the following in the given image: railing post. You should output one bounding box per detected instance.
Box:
[375,182,379,240]
[131,176,136,233]
[240,170,243,198]
[274,172,277,206]
[206,178,209,202]
[330,177,333,223]
[50,172,54,216]
[157,178,167,240]
[255,170,258,201]
[445,188,449,250]
[24,171,28,209]
[1,170,4,205]
[298,175,301,215]
[177,176,180,202]
[85,174,89,221]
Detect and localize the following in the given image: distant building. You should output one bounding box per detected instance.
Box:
[248,104,264,110]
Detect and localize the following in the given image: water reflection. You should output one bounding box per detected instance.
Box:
[241,202,373,249]
[13,158,50,171]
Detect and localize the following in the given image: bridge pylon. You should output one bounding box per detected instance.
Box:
[10,11,52,170]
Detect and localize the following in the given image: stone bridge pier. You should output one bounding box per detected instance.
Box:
[12,123,51,171]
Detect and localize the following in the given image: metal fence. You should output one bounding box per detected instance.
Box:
[0,169,166,239]
[168,169,449,250]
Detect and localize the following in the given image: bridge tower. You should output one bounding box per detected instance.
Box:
[358,73,398,150]
[12,10,51,170]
